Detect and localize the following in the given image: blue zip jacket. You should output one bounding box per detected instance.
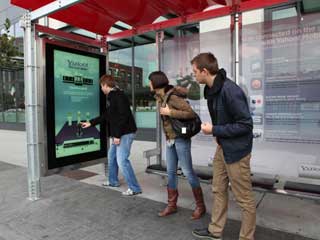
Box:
[204,69,253,164]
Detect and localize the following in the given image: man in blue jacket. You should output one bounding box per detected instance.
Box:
[191,53,256,240]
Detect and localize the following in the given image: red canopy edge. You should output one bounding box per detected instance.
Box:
[11,0,288,37]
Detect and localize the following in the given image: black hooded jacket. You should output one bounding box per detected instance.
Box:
[90,88,137,138]
[204,69,253,164]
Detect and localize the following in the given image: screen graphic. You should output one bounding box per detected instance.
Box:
[54,50,101,158]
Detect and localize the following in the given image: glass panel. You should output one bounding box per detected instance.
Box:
[162,20,232,167]
[198,17,233,167]
[162,31,198,164]
[134,44,157,129]
[241,9,320,181]
[114,21,132,29]
[153,16,168,23]
[71,29,96,39]
[194,16,233,167]
[14,22,24,38]
[163,19,232,166]
[0,70,4,122]
[272,7,297,20]
[109,48,133,104]
[0,67,25,123]
[14,22,24,55]
[1,71,16,123]
[108,27,123,34]
[16,69,25,123]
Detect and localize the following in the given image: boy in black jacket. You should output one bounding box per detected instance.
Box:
[81,75,142,196]
[191,53,256,240]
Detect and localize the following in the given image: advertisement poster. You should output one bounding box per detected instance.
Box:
[263,25,320,144]
[53,50,101,158]
[162,14,320,183]
[240,13,320,180]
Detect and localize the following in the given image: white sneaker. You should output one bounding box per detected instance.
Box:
[102,181,120,187]
[122,188,142,196]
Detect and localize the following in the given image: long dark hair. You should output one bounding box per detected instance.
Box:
[148,71,169,89]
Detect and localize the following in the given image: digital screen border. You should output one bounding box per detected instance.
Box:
[46,43,107,170]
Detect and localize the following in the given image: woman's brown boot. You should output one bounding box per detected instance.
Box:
[158,188,178,217]
[191,187,206,220]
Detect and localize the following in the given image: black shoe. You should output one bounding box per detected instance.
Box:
[192,228,222,240]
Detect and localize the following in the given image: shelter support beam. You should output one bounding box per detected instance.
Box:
[234,12,240,84]
[35,24,102,48]
[31,0,83,21]
[21,12,41,201]
[155,31,164,164]
[100,36,109,178]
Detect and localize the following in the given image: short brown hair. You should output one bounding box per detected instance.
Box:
[148,71,169,89]
[99,74,115,88]
[191,52,219,75]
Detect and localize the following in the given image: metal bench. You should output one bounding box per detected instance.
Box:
[143,148,320,200]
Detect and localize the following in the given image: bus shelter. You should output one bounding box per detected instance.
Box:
[11,0,320,201]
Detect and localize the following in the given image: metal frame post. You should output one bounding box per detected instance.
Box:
[155,31,164,164]
[21,12,41,201]
[100,36,109,177]
[234,12,240,84]
[131,37,136,114]
[0,71,3,121]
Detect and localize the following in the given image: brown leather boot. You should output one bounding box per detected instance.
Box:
[191,187,206,220]
[158,188,178,217]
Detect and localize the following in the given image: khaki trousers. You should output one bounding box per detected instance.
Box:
[208,146,256,240]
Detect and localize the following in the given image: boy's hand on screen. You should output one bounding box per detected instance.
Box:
[81,122,91,128]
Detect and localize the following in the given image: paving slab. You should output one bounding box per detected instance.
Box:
[0,162,316,240]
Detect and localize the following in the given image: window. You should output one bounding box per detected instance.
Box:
[134,44,157,129]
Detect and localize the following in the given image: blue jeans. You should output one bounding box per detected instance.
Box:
[107,133,141,193]
[166,138,200,189]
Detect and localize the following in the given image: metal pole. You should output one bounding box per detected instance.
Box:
[155,31,164,165]
[234,13,240,84]
[21,12,41,200]
[43,16,49,27]
[101,36,109,177]
[0,71,4,122]
[131,37,135,114]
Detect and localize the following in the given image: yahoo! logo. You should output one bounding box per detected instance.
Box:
[300,165,320,172]
[298,164,320,179]
[67,60,88,70]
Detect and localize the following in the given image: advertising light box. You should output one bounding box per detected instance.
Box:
[46,44,106,170]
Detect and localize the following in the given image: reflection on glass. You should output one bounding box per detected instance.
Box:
[240,8,320,180]
[134,44,157,129]
[0,69,25,123]
[109,48,133,105]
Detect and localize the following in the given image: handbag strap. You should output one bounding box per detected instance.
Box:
[162,88,175,107]
[160,88,175,122]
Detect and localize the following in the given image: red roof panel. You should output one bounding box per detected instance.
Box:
[11,0,222,35]
[11,0,55,11]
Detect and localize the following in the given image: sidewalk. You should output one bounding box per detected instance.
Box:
[0,130,319,240]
